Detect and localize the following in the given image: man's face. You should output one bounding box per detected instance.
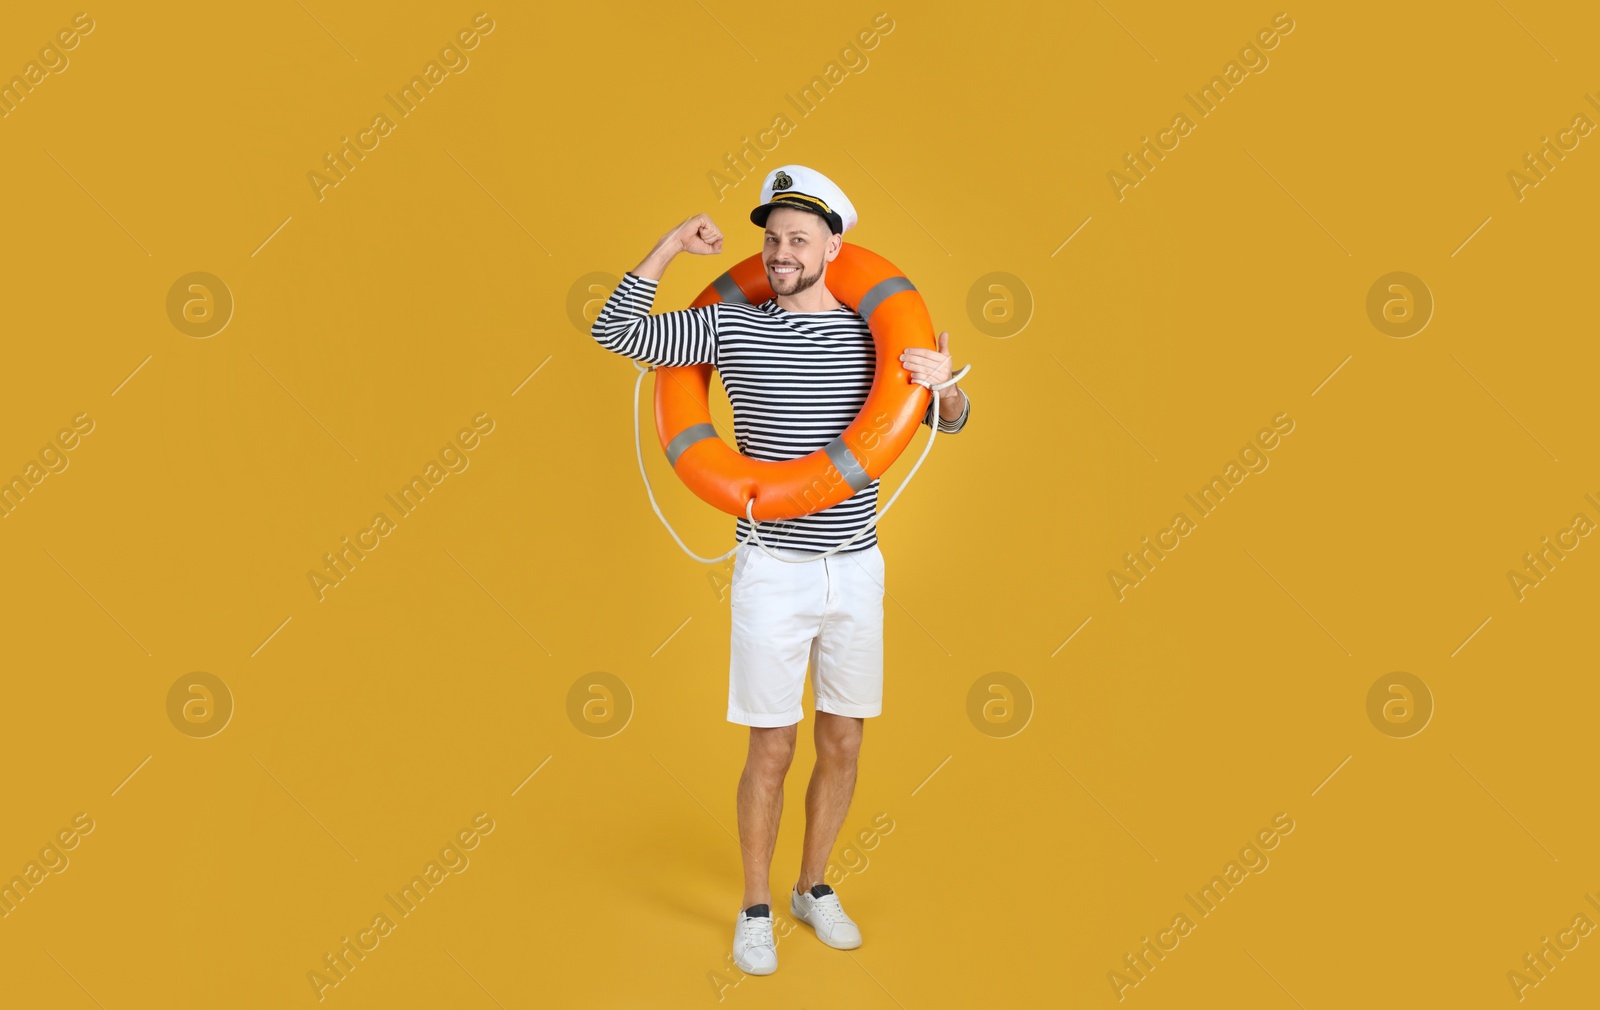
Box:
[762,207,840,297]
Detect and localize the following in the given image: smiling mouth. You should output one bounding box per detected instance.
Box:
[769,263,800,276]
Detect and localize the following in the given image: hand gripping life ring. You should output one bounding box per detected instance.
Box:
[652,244,935,522]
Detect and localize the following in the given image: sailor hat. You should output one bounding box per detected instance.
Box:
[749,164,857,235]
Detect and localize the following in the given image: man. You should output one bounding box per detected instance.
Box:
[590,165,970,976]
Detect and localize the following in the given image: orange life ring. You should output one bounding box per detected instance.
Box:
[653,243,935,521]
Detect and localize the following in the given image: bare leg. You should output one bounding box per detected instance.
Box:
[737,723,798,909]
[795,712,863,895]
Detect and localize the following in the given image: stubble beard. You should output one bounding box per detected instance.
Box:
[769,260,822,297]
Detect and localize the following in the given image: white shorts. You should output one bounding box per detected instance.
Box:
[728,541,885,727]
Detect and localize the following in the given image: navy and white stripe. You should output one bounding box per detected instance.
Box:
[592,271,970,553]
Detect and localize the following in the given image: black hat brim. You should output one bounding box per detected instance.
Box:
[751,195,842,235]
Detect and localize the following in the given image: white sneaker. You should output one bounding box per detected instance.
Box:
[732,904,777,975]
[790,884,862,949]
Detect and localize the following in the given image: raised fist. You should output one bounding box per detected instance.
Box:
[673,213,724,256]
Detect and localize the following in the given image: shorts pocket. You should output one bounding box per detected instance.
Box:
[851,546,885,588]
[730,545,761,604]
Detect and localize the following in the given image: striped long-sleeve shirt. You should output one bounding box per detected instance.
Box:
[592,271,970,553]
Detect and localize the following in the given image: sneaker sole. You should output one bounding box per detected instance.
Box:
[732,952,777,975]
[790,903,863,950]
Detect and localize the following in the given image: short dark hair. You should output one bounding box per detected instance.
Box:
[795,211,833,235]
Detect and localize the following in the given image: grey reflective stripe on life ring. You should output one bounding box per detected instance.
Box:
[824,436,872,492]
[855,276,916,322]
[712,272,748,304]
[665,423,718,467]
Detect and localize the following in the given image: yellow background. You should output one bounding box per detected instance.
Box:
[3,1,1598,1007]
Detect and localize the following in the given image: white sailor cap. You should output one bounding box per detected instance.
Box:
[749,164,857,235]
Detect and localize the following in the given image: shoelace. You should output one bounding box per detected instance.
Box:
[806,893,851,928]
[737,916,775,949]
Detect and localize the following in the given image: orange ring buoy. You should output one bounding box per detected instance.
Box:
[653,243,935,522]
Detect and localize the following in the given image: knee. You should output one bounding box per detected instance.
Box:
[747,725,798,779]
[816,726,862,768]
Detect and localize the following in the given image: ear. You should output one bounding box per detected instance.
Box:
[825,231,843,262]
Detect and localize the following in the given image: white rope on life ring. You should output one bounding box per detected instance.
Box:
[629,359,971,565]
